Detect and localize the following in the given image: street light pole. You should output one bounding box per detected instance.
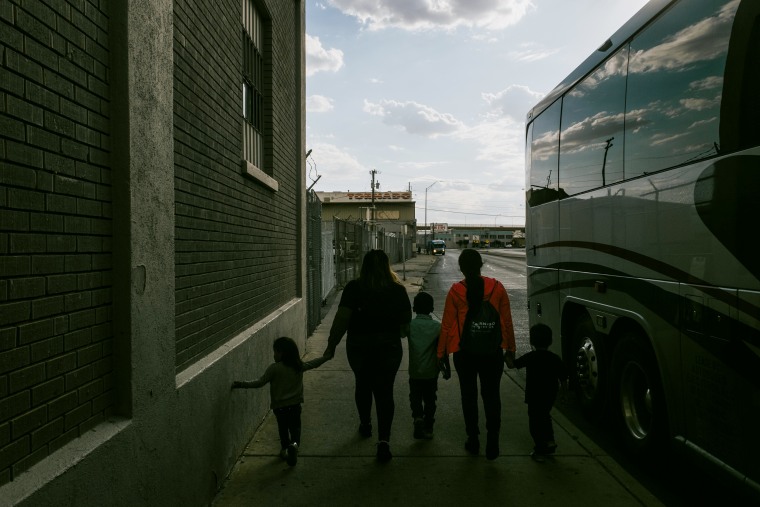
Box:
[424,181,439,255]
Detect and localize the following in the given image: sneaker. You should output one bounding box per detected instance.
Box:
[279,448,288,460]
[464,436,480,455]
[545,441,557,454]
[413,418,425,439]
[359,423,373,438]
[486,433,499,460]
[423,418,435,440]
[286,443,298,466]
[530,450,545,463]
[376,441,392,462]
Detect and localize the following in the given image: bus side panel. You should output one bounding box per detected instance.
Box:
[683,287,760,489]
[526,200,559,269]
[737,290,760,487]
[527,199,561,351]
[558,159,759,292]
[527,266,561,356]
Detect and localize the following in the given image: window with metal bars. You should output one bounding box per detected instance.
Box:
[243,32,263,133]
[242,0,264,171]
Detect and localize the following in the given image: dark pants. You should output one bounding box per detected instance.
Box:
[273,404,302,449]
[528,399,556,451]
[409,377,438,428]
[347,340,403,442]
[453,349,503,439]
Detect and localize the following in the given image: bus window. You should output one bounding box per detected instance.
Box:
[624,0,739,178]
[559,45,627,195]
[527,99,562,207]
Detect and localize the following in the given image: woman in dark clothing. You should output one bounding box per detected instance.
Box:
[323,249,412,462]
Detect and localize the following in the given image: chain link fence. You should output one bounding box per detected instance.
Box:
[306,200,416,335]
[306,190,323,335]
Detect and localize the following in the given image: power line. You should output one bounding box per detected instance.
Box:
[420,206,523,218]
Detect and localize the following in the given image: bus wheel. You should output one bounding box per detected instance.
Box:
[611,333,667,457]
[572,316,605,415]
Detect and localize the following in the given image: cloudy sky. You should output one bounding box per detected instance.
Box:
[305,0,649,227]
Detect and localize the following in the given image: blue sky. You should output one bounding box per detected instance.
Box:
[305,0,649,227]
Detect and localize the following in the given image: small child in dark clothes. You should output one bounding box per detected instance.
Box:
[511,324,567,460]
[407,292,442,439]
[232,336,327,466]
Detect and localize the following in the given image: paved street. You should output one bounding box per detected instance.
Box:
[212,253,663,507]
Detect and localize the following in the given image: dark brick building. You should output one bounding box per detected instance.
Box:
[1,0,307,504]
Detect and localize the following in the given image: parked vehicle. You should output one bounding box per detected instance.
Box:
[525,0,759,498]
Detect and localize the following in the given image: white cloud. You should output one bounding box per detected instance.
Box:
[307,94,335,113]
[482,84,543,120]
[327,0,534,31]
[456,115,524,166]
[680,96,720,112]
[306,142,368,188]
[689,117,716,129]
[470,33,500,43]
[306,34,344,76]
[560,111,625,154]
[363,99,464,137]
[508,43,558,62]
[651,132,688,146]
[628,1,737,75]
[689,76,722,91]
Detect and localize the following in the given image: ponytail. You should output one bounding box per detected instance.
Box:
[459,249,484,318]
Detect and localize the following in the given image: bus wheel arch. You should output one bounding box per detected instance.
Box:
[609,324,668,457]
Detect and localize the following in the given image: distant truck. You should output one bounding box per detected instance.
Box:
[429,240,446,256]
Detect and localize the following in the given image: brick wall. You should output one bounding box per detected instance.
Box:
[0,0,113,484]
[173,0,301,371]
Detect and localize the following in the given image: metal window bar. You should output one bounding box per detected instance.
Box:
[242,0,264,168]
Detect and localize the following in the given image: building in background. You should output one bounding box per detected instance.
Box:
[316,190,417,250]
[1,1,306,505]
[418,225,526,249]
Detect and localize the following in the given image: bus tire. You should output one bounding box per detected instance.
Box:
[610,332,667,457]
[572,315,606,416]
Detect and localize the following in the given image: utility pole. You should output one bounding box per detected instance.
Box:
[369,169,378,249]
[602,137,614,186]
[370,169,377,207]
[424,181,439,254]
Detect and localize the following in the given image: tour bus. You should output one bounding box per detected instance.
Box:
[525,0,759,496]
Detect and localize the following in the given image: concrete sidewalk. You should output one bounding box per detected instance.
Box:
[212,254,663,507]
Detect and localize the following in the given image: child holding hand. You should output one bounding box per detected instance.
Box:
[232,336,328,466]
[510,324,567,461]
[407,291,443,439]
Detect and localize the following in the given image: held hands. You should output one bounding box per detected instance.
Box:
[503,350,516,369]
[322,344,336,360]
[439,356,451,380]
